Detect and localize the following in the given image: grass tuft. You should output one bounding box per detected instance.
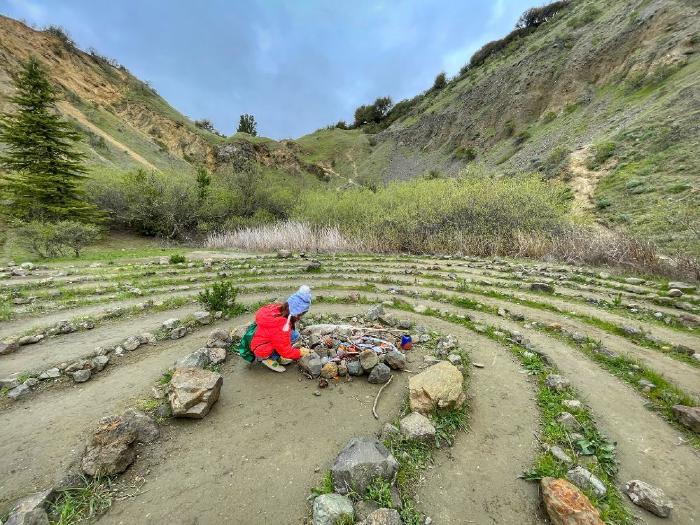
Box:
[49,476,112,525]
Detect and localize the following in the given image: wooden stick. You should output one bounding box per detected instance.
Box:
[372,375,394,419]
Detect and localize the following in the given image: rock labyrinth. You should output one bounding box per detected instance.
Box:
[0,251,698,524]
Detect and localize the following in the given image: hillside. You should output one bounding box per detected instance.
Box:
[301,0,699,254]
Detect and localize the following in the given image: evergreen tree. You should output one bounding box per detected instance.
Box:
[237,114,257,136]
[0,57,99,222]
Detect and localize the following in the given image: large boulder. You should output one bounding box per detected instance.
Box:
[168,367,223,418]
[312,493,354,525]
[671,405,700,433]
[624,480,673,517]
[408,361,465,414]
[331,438,399,495]
[4,490,53,525]
[81,410,158,476]
[358,508,403,525]
[540,477,603,525]
[399,412,436,442]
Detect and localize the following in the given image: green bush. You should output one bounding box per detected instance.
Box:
[586,141,616,170]
[169,254,186,264]
[541,111,557,124]
[198,281,241,314]
[432,72,447,90]
[595,197,612,209]
[454,147,477,162]
[514,130,531,146]
[11,221,101,258]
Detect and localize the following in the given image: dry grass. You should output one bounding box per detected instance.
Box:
[205,221,365,253]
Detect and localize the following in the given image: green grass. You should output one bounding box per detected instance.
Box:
[135,398,161,412]
[311,470,334,497]
[48,477,112,525]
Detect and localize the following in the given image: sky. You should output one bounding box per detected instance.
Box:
[0,0,537,139]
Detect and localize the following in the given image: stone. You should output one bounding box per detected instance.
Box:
[667,289,683,298]
[380,423,400,441]
[547,445,573,465]
[556,412,581,431]
[545,374,570,392]
[8,383,31,400]
[638,379,655,391]
[562,399,582,410]
[178,349,210,369]
[162,318,180,330]
[193,311,212,325]
[277,249,292,258]
[384,350,406,370]
[331,438,399,495]
[359,508,403,525]
[624,480,672,517]
[121,409,160,443]
[572,332,587,343]
[338,361,348,376]
[0,340,20,355]
[305,260,322,271]
[4,490,53,525]
[671,405,700,432]
[169,367,223,418]
[300,351,323,378]
[668,281,695,293]
[346,359,363,376]
[359,349,379,371]
[321,362,339,379]
[413,304,427,314]
[368,363,391,384]
[206,328,232,348]
[566,466,606,497]
[0,376,20,389]
[170,326,187,339]
[122,336,142,352]
[72,369,91,383]
[366,304,385,321]
[139,332,156,345]
[18,334,44,346]
[408,361,465,414]
[530,282,554,293]
[354,500,380,522]
[624,277,644,285]
[38,368,61,380]
[447,353,462,365]
[207,347,227,365]
[312,493,354,525]
[399,412,436,442]
[621,325,641,336]
[65,360,89,373]
[540,477,603,525]
[91,356,109,372]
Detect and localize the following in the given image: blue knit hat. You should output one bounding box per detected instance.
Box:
[284,285,312,331]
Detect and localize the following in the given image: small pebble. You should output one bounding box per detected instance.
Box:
[472,362,485,368]
[313,391,321,396]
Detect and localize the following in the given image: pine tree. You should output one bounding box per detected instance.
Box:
[0,57,99,222]
[237,114,257,136]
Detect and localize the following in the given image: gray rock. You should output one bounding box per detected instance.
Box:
[91,355,109,372]
[368,363,391,384]
[346,360,363,376]
[667,289,683,298]
[621,325,641,336]
[299,351,323,378]
[18,334,44,346]
[530,282,554,293]
[366,304,385,321]
[312,493,354,525]
[121,409,160,443]
[547,445,573,465]
[384,351,407,370]
[277,249,292,258]
[359,508,403,525]
[38,368,61,380]
[0,376,20,389]
[139,332,156,345]
[178,349,210,369]
[359,350,379,371]
[193,311,212,325]
[168,367,223,418]
[447,354,462,365]
[162,318,180,330]
[24,378,39,388]
[566,466,607,497]
[8,383,31,400]
[668,282,695,293]
[4,490,52,525]
[72,369,91,383]
[671,405,700,432]
[122,336,142,351]
[64,360,89,373]
[544,374,570,392]
[562,399,582,410]
[624,277,644,285]
[572,332,587,343]
[170,326,187,339]
[556,412,581,431]
[638,379,655,391]
[399,412,436,442]
[331,438,399,495]
[354,500,380,522]
[0,340,20,355]
[206,328,232,348]
[305,260,321,272]
[624,480,673,517]
[207,347,227,365]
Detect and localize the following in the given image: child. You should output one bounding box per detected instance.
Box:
[250,285,311,372]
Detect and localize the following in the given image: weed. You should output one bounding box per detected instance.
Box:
[135,398,161,412]
[169,254,186,264]
[197,280,242,314]
[365,477,393,508]
[310,471,334,497]
[49,476,112,525]
[586,141,616,170]
[158,369,174,385]
[335,514,355,525]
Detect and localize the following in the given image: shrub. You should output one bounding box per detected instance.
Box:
[353,97,393,127]
[432,72,447,90]
[11,221,101,258]
[454,147,477,162]
[468,27,532,69]
[541,111,557,124]
[595,197,612,209]
[567,6,601,29]
[543,146,571,176]
[237,114,257,136]
[514,130,531,146]
[586,142,616,169]
[516,1,569,29]
[198,281,241,314]
[194,119,217,133]
[44,25,76,47]
[169,254,186,264]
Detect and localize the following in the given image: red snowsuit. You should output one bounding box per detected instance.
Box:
[250,303,301,360]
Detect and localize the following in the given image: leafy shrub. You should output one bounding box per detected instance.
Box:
[595,197,612,209]
[586,141,616,169]
[516,1,569,29]
[44,25,76,47]
[169,254,186,264]
[454,147,476,162]
[12,221,101,258]
[237,114,257,136]
[567,6,601,28]
[541,111,557,124]
[543,147,571,177]
[198,281,241,314]
[503,121,515,138]
[468,27,532,69]
[424,169,442,180]
[353,97,393,128]
[432,72,447,90]
[514,130,531,146]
